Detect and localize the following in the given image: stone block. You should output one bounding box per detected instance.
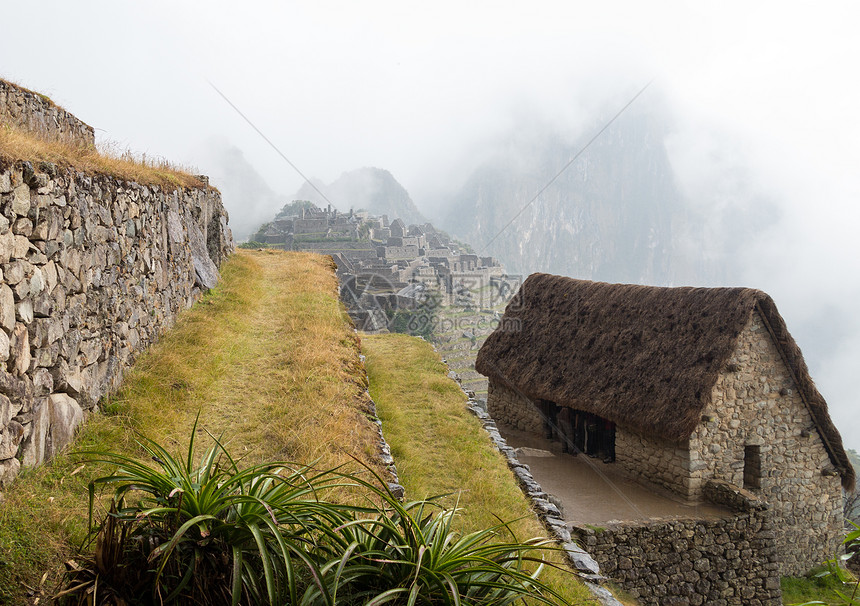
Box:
[0,420,24,459]
[11,184,30,216]
[0,232,14,265]
[0,457,21,487]
[0,329,9,363]
[9,323,31,376]
[46,393,83,459]
[12,234,31,258]
[20,397,50,467]
[0,172,11,194]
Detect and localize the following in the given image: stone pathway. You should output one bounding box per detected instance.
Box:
[498,425,729,525]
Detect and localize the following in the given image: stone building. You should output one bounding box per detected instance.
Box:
[476,273,854,577]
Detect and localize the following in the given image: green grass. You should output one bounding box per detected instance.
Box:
[0,250,387,604]
[781,571,857,605]
[361,333,597,605]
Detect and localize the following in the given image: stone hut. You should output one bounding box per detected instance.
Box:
[476,273,853,576]
[389,218,406,238]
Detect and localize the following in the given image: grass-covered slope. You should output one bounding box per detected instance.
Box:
[1,249,596,604]
[0,250,384,604]
[0,122,204,189]
[361,333,594,604]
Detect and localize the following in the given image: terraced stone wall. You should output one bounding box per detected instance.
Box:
[0,159,233,489]
[486,380,543,434]
[573,480,782,606]
[0,80,94,148]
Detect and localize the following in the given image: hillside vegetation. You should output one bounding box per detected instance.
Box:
[0,250,384,604]
[0,123,204,189]
[0,250,594,604]
[362,333,593,604]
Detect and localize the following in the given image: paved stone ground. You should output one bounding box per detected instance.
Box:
[497,425,729,525]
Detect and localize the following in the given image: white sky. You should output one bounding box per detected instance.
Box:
[2,1,858,450]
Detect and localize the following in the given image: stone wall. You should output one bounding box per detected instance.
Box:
[486,380,543,434]
[690,311,844,575]
[615,426,693,499]
[488,379,697,499]
[484,310,845,576]
[381,245,419,259]
[0,159,233,489]
[0,80,95,148]
[573,480,782,606]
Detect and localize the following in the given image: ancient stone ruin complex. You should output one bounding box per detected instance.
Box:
[476,273,853,604]
[261,202,506,332]
[0,80,233,488]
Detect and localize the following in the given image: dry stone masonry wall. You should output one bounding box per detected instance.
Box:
[691,311,844,576]
[486,380,543,434]
[615,426,693,498]
[573,480,781,606]
[0,80,95,148]
[0,159,233,489]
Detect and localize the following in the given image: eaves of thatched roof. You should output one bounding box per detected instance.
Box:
[476,273,854,489]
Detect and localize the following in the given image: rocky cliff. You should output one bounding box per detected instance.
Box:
[442,108,735,287]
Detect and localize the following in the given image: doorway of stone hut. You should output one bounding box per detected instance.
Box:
[535,401,616,463]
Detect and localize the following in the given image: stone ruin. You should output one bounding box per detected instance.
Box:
[0,79,233,490]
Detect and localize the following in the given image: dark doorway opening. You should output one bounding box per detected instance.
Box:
[537,401,615,463]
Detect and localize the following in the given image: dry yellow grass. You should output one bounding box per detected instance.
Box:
[0,77,61,107]
[361,333,599,605]
[0,124,205,189]
[0,249,386,604]
[107,249,382,471]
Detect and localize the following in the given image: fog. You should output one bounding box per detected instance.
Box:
[1,1,857,449]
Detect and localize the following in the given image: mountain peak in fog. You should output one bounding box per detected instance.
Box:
[441,103,773,287]
[292,167,426,225]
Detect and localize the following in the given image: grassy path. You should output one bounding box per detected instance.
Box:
[103,249,380,466]
[0,250,383,604]
[361,333,596,605]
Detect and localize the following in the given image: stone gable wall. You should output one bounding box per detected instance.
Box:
[0,160,233,489]
[573,480,782,606]
[0,80,95,148]
[690,311,844,575]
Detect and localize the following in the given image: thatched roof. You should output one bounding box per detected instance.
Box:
[476,273,854,489]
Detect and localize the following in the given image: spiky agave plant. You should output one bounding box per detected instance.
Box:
[305,477,570,606]
[59,423,575,606]
[59,417,357,606]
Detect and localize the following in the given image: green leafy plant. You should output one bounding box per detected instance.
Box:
[309,490,566,606]
[58,421,572,605]
[795,521,860,605]
[60,418,356,605]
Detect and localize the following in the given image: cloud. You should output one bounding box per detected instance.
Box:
[1,0,857,447]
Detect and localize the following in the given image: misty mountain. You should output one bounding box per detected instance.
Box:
[204,144,283,241]
[441,107,773,287]
[293,168,426,225]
